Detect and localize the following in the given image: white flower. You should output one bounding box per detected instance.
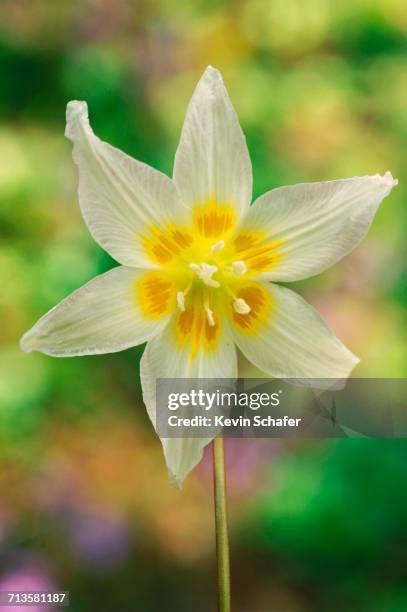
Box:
[20,66,398,486]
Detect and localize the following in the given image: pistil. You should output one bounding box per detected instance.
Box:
[181,258,251,320]
[189,262,220,288]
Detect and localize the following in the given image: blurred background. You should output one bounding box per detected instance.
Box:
[0,0,407,610]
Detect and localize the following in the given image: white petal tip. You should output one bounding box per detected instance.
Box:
[169,471,183,490]
[376,171,398,189]
[20,332,35,353]
[204,65,222,79]
[65,101,89,138]
[383,171,398,188]
[351,353,361,367]
[66,100,88,120]
[342,351,360,378]
[200,66,224,95]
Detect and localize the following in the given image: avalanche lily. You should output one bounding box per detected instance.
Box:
[20,66,397,486]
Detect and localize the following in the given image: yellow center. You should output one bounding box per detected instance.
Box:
[136,200,282,358]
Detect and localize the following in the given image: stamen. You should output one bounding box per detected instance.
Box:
[205,303,215,326]
[177,291,185,311]
[233,298,251,315]
[177,282,192,312]
[230,260,247,276]
[211,240,225,255]
[189,262,220,288]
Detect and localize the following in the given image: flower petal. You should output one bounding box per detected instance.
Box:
[66,101,188,267]
[237,173,397,281]
[173,66,252,218]
[230,282,359,384]
[140,319,237,486]
[20,267,171,356]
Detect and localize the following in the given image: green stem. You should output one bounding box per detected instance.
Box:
[213,436,231,612]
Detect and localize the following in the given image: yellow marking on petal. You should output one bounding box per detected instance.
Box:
[231,284,272,334]
[233,231,263,253]
[142,225,193,264]
[174,298,221,358]
[193,199,237,239]
[246,243,283,273]
[136,271,175,319]
[231,230,283,275]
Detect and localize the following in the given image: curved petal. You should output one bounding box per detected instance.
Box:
[173,66,252,219]
[140,319,237,487]
[236,173,397,281]
[20,267,171,356]
[230,282,359,384]
[66,101,188,267]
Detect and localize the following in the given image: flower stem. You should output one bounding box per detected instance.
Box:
[213,436,231,612]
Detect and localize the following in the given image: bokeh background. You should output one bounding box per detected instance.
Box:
[1,1,407,610]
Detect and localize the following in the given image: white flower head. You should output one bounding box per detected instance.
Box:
[20,66,398,486]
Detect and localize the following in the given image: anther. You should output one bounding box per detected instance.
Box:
[233,298,251,315]
[205,304,215,327]
[177,291,186,311]
[211,240,225,255]
[230,260,247,276]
